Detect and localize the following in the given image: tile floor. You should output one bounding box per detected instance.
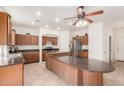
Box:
[24,62,124,86]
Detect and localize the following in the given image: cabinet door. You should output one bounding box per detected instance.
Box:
[53,59,60,75]
[42,36,47,45]
[16,34,27,45]
[59,62,68,81]
[52,37,57,45]
[11,31,16,45]
[32,36,38,45]
[27,35,32,45]
[46,56,51,70]
[66,66,78,85]
[80,36,88,45]
[0,12,8,45]
[33,51,39,62]
[23,53,29,63]
[7,19,12,45]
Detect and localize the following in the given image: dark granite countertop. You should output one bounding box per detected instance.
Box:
[42,48,59,50]
[56,56,115,73]
[0,57,24,68]
[9,49,39,54]
[18,49,39,52]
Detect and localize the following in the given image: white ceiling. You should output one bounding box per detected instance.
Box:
[3,6,124,31]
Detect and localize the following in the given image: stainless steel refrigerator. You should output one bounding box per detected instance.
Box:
[70,36,82,57]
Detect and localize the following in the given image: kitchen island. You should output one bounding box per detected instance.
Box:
[0,57,24,86]
[46,52,115,86]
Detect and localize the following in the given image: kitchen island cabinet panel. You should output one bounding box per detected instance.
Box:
[46,52,114,86]
[46,56,80,85]
[83,69,103,86]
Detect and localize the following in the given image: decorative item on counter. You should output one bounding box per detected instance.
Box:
[7,13,12,19]
[26,33,30,35]
[12,29,16,32]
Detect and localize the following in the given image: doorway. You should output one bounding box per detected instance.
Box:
[114,29,124,62]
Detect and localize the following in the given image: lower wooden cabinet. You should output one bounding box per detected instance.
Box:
[79,51,88,58]
[0,64,23,86]
[23,51,39,64]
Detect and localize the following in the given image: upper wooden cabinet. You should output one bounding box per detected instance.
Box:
[11,31,16,45]
[42,36,47,45]
[80,36,88,45]
[0,12,13,45]
[42,36,58,45]
[16,34,38,45]
[32,36,38,45]
[16,34,27,45]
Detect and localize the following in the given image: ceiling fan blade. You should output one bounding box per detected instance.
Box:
[84,18,94,23]
[85,10,103,17]
[64,17,77,20]
[73,19,80,25]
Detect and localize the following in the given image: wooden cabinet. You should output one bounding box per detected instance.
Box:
[32,51,39,62]
[42,36,58,45]
[80,36,88,45]
[23,51,39,64]
[0,12,12,45]
[16,34,27,45]
[11,31,16,45]
[46,55,52,70]
[0,64,23,86]
[32,36,38,45]
[42,36,47,45]
[79,51,88,58]
[42,51,47,61]
[59,62,68,82]
[16,34,38,45]
[51,37,57,45]
[46,55,79,85]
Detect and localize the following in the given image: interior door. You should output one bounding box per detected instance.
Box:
[116,37,124,61]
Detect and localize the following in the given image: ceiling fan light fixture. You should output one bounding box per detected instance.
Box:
[83,20,88,26]
[45,24,49,28]
[31,22,34,25]
[75,20,88,27]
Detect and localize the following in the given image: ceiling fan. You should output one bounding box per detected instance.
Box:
[64,6,104,26]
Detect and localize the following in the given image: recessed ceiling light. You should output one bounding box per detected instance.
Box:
[69,21,72,26]
[45,24,49,28]
[31,22,34,25]
[57,27,60,30]
[36,11,41,16]
[55,17,60,22]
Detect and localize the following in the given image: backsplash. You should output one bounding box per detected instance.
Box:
[16,45,39,50]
